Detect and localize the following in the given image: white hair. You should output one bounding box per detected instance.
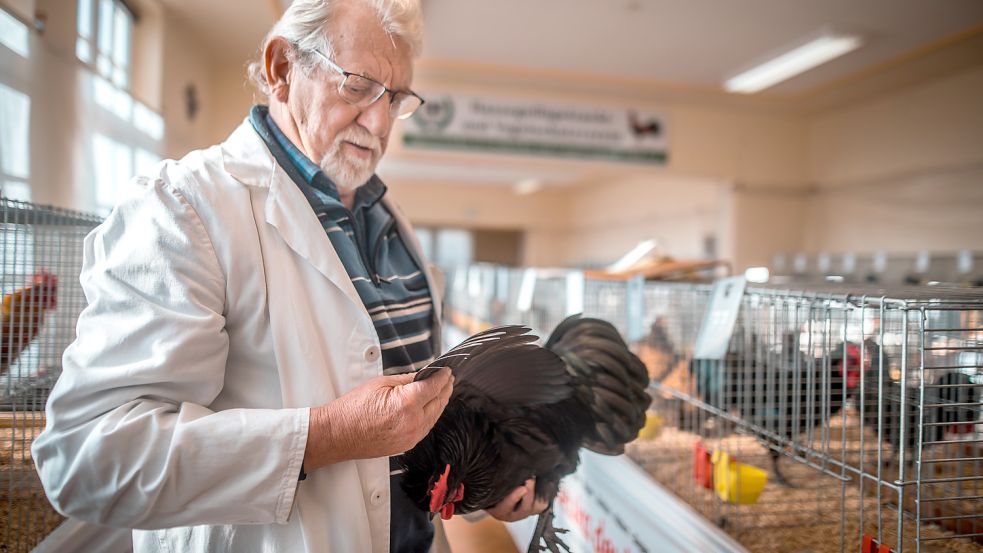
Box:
[247,0,424,96]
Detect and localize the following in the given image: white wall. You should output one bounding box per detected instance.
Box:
[208,62,258,146]
[803,64,983,255]
[17,4,981,268]
[558,175,732,267]
[729,188,809,269]
[384,57,983,270]
[378,63,810,268]
[385,179,572,267]
[159,9,217,159]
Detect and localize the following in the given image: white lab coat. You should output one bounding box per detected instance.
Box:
[32,120,451,553]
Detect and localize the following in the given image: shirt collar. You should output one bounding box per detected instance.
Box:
[249,105,388,211]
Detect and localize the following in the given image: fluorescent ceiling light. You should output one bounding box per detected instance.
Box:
[725,34,862,94]
[514,178,543,195]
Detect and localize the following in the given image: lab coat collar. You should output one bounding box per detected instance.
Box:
[221,120,365,313]
[221,119,443,349]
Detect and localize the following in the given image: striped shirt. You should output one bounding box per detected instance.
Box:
[249,106,436,374]
[251,106,437,551]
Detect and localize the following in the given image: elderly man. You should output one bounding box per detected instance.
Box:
[32,1,544,551]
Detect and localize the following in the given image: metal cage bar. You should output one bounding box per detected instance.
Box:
[0,198,101,552]
[443,265,983,553]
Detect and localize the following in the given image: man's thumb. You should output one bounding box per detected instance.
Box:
[402,368,451,399]
[385,373,417,386]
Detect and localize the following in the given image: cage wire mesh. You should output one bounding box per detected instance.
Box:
[636,283,983,553]
[445,264,579,342]
[583,277,632,338]
[0,198,102,552]
[444,265,982,553]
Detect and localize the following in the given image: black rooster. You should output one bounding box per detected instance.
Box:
[690,337,862,486]
[861,366,979,466]
[399,316,651,553]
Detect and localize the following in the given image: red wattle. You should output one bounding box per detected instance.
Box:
[441,503,455,520]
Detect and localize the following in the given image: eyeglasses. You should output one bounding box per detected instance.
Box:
[310,49,425,120]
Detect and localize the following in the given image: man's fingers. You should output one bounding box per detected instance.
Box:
[519,482,537,513]
[438,374,454,401]
[484,485,531,521]
[506,486,527,513]
[515,489,529,514]
[513,479,544,516]
[421,377,454,421]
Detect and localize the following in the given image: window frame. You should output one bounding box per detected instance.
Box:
[76,0,136,90]
[0,8,32,203]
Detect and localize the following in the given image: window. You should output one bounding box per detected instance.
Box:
[414,228,433,261]
[436,229,474,268]
[77,0,133,89]
[76,0,162,213]
[414,227,475,271]
[85,74,163,213]
[0,82,31,202]
[92,133,159,214]
[0,7,29,58]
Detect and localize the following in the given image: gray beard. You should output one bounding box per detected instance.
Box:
[320,156,376,194]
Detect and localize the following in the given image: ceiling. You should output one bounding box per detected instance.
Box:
[422,0,983,94]
[157,0,983,189]
[157,0,278,65]
[165,0,983,95]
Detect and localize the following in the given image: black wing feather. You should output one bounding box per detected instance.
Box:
[418,325,572,406]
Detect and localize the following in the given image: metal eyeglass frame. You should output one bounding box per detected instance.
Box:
[310,48,425,120]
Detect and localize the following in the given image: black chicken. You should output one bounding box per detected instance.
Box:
[398,316,651,553]
[861,366,979,466]
[937,370,980,434]
[690,337,863,486]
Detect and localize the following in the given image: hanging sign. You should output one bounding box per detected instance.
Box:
[404,93,668,164]
[693,276,747,360]
[507,452,745,552]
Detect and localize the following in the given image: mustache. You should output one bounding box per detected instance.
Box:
[336,126,381,154]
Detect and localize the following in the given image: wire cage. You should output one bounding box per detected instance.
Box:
[771,252,983,287]
[0,198,102,552]
[444,265,982,552]
[634,282,983,553]
[445,264,583,341]
[445,265,646,344]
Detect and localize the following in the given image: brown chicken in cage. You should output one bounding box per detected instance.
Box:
[1,271,58,374]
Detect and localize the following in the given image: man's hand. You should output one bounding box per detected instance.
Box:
[484,478,548,522]
[304,368,454,470]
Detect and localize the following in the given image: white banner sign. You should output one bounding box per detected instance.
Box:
[507,451,745,553]
[404,93,667,164]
